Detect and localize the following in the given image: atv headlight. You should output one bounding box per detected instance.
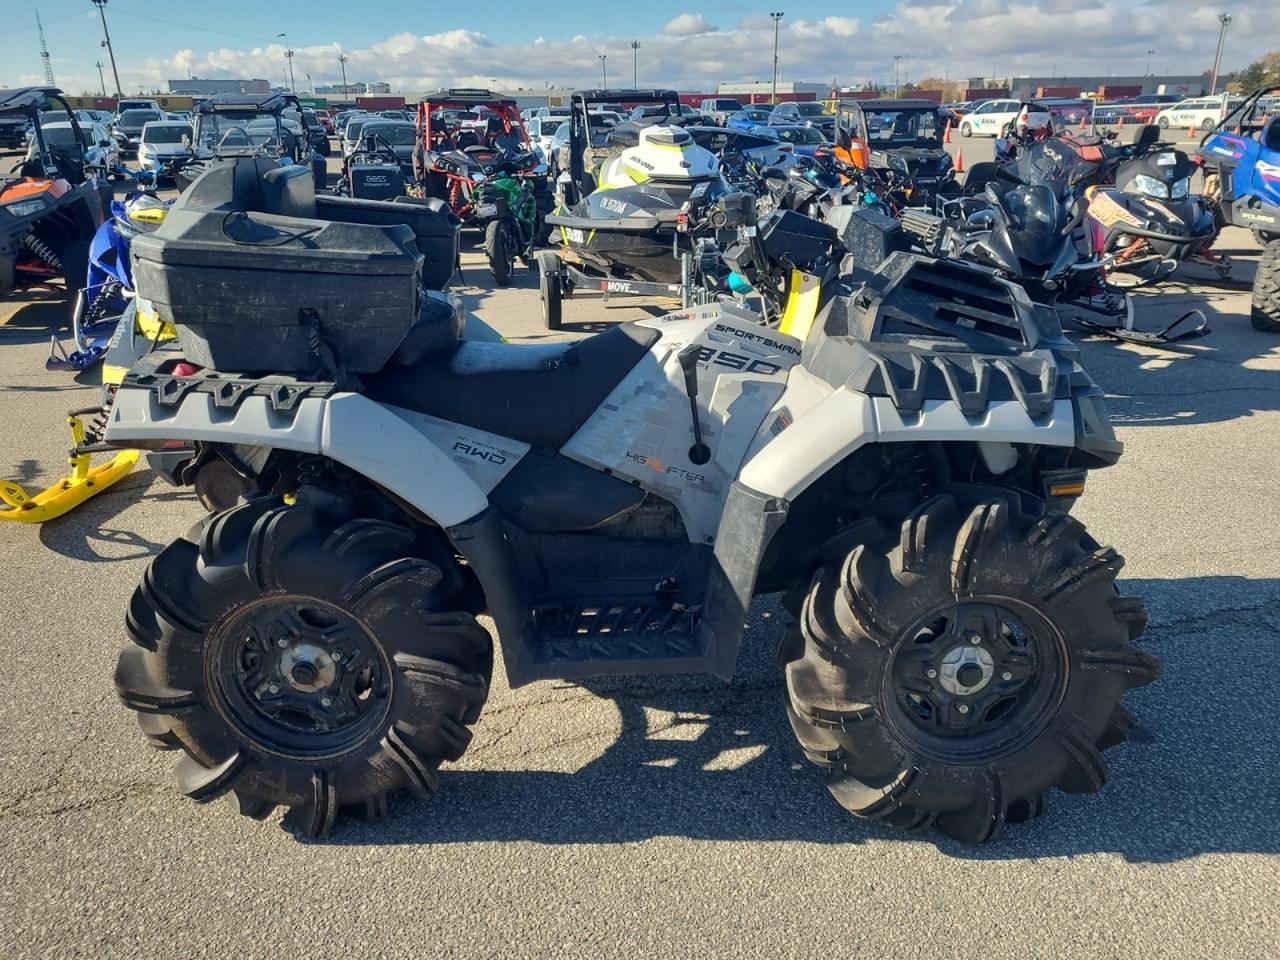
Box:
[6,198,46,218]
[1170,176,1190,200]
[1131,174,1169,199]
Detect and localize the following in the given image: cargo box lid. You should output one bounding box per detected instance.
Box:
[131,208,422,277]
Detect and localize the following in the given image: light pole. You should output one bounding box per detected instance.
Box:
[285,50,296,92]
[1208,12,1232,95]
[95,61,107,97]
[769,12,784,105]
[338,53,348,94]
[1145,49,1155,75]
[598,54,608,87]
[91,0,122,98]
[894,55,902,98]
[631,41,639,88]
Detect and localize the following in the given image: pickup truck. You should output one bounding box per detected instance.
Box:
[699,98,746,126]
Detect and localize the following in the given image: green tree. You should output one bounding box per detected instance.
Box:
[1236,51,1280,91]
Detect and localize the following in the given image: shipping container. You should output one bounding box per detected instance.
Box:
[965,87,1007,101]
[356,95,406,111]
[1097,85,1142,100]
[1035,85,1083,98]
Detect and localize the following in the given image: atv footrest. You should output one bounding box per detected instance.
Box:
[530,601,705,665]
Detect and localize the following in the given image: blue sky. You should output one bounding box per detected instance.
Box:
[1,0,1271,95]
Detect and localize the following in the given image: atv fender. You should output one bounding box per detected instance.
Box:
[699,374,1077,679]
[106,389,488,527]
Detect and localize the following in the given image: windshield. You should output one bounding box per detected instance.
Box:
[1002,184,1061,235]
[361,124,416,146]
[864,108,941,145]
[143,123,192,143]
[193,111,291,153]
[120,110,162,127]
[775,126,826,145]
[39,126,80,147]
[795,102,827,117]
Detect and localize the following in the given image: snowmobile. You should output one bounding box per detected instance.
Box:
[1083,126,1226,286]
[100,155,1154,843]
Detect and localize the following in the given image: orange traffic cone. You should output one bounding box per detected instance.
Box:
[1116,112,1125,129]
[1078,114,1087,131]
[943,118,952,144]
[954,147,964,174]
[1187,122,1196,138]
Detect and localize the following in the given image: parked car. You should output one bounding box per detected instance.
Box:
[699,97,746,125]
[766,101,835,136]
[526,116,559,163]
[1155,95,1241,132]
[627,102,707,126]
[750,123,828,157]
[29,119,118,171]
[137,119,193,180]
[341,116,377,157]
[297,109,331,155]
[726,108,773,130]
[113,98,161,121]
[533,105,572,122]
[0,112,29,149]
[943,101,975,121]
[112,108,163,158]
[685,125,795,169]
[958,99,1048,137]
[347,119,417,180]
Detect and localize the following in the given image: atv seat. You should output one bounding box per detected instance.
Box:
[364,323,659,449]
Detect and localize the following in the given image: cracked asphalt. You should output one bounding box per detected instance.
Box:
[1,155,1278,958]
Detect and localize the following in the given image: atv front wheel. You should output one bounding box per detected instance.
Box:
[1253,239,1280,332]
[783,490,1156,843]
[114,497,492,836]
[485,220,515,286]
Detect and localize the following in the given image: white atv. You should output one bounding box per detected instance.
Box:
[106,160,1156,842]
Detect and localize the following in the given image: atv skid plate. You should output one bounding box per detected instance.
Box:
[0,409,138,523]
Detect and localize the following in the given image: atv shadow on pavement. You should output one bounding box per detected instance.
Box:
[306,576,1280,863]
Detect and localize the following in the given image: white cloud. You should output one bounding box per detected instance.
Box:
[22,0,1274,97]
[664,13,717,36]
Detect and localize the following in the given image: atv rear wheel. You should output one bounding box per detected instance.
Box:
[1253,239,1280,332]
[783,490,1156,843]
[485,220,514,286]
[114,497,492,837]
[538,251,563,330]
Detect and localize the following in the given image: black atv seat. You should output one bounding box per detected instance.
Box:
[364,323,660,449]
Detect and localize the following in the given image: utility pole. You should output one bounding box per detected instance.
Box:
[91,0,122,98]
[769,12,784,105]
[338,53,348,94]
[631,41,639,88]
[598,54,607,88]
[37,10,56,86]
[285,49,296,92]
[95,61,106,96]
[894,55,902,98]
[1208,12,1232,95]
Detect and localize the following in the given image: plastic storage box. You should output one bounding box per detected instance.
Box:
[132,207,421,375]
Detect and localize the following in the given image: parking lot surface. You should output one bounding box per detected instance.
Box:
[0,144,1277,959]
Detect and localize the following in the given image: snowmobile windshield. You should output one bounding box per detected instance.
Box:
[1001,184,1062,238]
[1016,141,1086,200]
[864,108,942,147]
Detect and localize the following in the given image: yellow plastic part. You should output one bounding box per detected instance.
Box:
[778,268,822,341]
[0,414,140,524]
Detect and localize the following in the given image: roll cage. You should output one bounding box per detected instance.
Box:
[563,88,681,204]
[190,92,321,163]
[0,86,90,183]
[415,89,533,161]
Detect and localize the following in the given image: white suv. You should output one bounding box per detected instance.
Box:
[1154,96,1240,132]
[958,99,1049,138]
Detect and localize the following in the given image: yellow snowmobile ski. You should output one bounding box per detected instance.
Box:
[0,410,139,523]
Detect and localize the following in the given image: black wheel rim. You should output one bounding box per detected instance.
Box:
[884,596,1067,762]
[208,596,392,760]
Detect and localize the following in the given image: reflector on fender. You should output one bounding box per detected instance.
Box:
[1048,480,1086,497]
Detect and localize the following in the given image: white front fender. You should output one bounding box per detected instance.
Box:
[107,388,488,528]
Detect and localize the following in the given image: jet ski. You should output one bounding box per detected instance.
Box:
[545,124,732,283]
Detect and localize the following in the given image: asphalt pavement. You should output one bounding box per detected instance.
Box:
[0,142,1277,960]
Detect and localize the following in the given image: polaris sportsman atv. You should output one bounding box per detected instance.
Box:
[1199,84,1280,331]
[833,99,959,211]
[0,86,111,299]
[413,89,543,230]
[102,157,1154,843]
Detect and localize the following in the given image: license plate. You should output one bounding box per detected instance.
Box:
[475,202,499,218]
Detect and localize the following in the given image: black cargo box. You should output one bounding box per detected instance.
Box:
[132,207,421,375]
[315,194,458,291]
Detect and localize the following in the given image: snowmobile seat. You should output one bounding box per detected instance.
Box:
[387,291,464,366]
[1263,116,1280,152]
[364,323,660,449]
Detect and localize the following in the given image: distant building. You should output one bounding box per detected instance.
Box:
[996,75,1206,98]
[715,80,827,104]
[315,81,391,95]
[167,78,270,96]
